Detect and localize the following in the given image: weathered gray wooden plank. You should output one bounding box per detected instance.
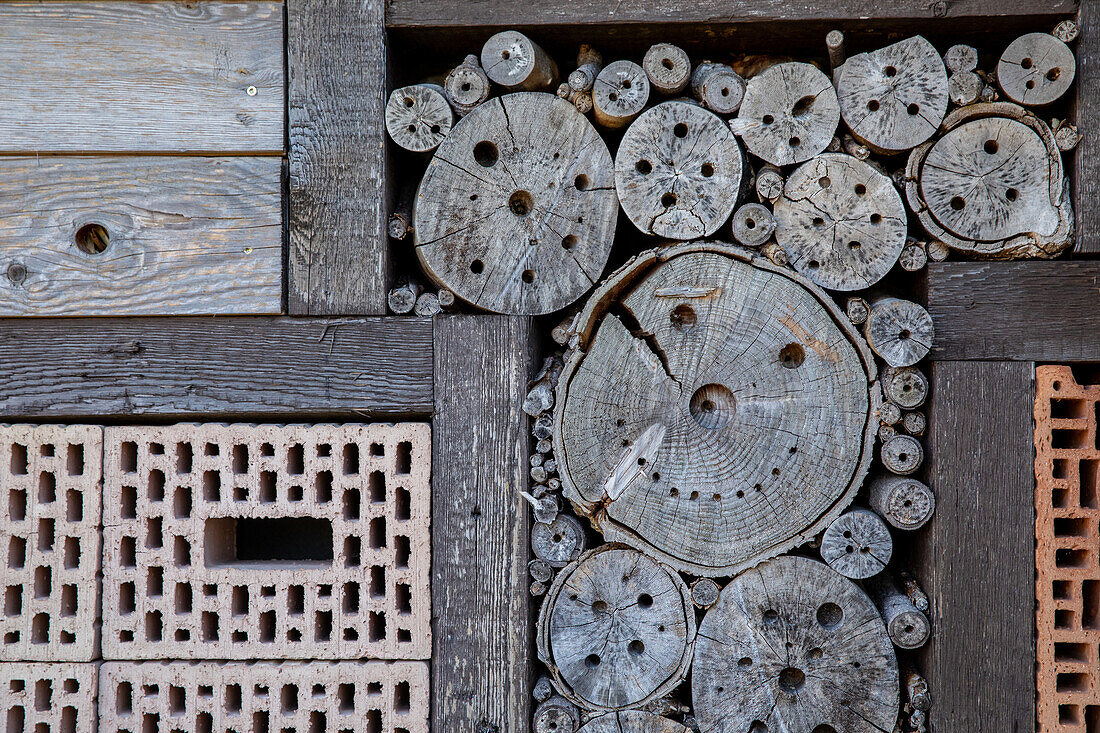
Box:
[920,361,1034,732]
[927,262,1100,361]
[0,156,281,316]
[1075,0,1099,253]
[0,2,283,153]
[0,317,432,418]
[287,0,391,315]
[433,315,535,732]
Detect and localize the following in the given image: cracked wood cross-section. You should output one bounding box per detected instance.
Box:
[415,92,617,314]
[554,243,877,577]
[580,711,692,732]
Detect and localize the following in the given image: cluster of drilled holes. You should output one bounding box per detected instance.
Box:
[816,602,843,629]
[670,304,697,333]
[75,223,109,255]
[779,343,805,369]
[473,141,498,167]
[674,122,688,138]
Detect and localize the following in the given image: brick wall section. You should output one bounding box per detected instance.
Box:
[0,425,102,661]
[1036,366,1100,731]
[98,660,428,733]
[101,423,430,660]
[0,662,98,733]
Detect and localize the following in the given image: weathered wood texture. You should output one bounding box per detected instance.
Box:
[433,316,535,732]
[288,0,390,315]
[919,361,1034,731]
[0,2,283,153]
[0,156,281,316]
[927,262,1100,361]
[0,318,432,418]
[1075,0,1100,254]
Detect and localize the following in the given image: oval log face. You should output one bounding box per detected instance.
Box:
[555,244,876,576]
[415,92,618,315]
[692,555,899,733]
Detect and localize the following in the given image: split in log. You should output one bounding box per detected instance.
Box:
[692,555,899,733]
[948,70,983,107]
[863,297,933,367]
[878,401,902,427]
[385,84,454,153]
[836,36,948,155]
[1053,19,1080,43]
[537,545,695,711]
[866,572,931,650]
[731,203,775,247]
[819,507,893,579]
[615,101,744,240]
[868,475,935,530]
[846,296,869,326]
[531,512,587,568]
[444,54,492,116]
[755,164,784,204]
[643,43,691,96]
[481,30,558,91]
[579,711,692,733]
[883,366,928,408]
[944,44,978,74]
[773,153,907,292]
[554,243,878,577]
[593,60,650,129]
[902,410,926,436]
[690,578,721,609]
[898,242,928,272]
[534,695,582,733]
[732,62,840,166]
[691,62,745,115]
[415,92,617,315]
[997,33,1075,106]
[826,30,846,71]
[905,102,1073,259]
[880,434,924,476]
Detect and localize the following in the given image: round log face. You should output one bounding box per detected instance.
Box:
[555,244,877,577]
[385,85,453,153]
[532,513,587,567]
[997,32,1076,106]
[692,555,899,733]
[820,508,893,579]
[415,93,618,315]
[580,711,692,733]
[538,545,695,711]
[615,102,744,240]
[774,153,907,292]
[736,62,840,166]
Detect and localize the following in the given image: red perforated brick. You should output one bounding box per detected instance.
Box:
[0,662,98,733]
[101,423,430,660]
[0,425,101,661]
[1036,366,1100,731]
[98,660,428,733]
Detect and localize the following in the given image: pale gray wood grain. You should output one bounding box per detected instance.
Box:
[0,156,281,316]
[580,710,692,732]
[733,63,839,167]
[0,2,283,153]
[997,32,1076,106]
[820,507,893,579]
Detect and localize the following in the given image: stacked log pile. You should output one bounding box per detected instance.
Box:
[385,22,1080,732]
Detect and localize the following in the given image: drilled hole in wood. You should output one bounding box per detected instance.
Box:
[473,141,498,167]
[789,136,801,147]
[792,95,815,116]
[508,190,533,217]
[690,384,736,430]
[779,343,805,369]
[628,639,645,655]
[854,183,866,196]
[1048,67,1062,81]
[1026,79,1036,89]
[673,122,688,138]
[762,114,774,124]
[637,593,653,608]
[661,57,674,70]
[522,269,536,284]
[818,176,831,188]
[984,139,999,154]
[635,159,652,174]
[867,99,880,111]
[778,667,805,692]
[812,726,838,733]
[584,653,600,668]
[848,240,861,250]
[884,65,897,77]
[950,196,965,210]
[574,174,590,190]
[75,223,109,254]
[812,217,825,229]
[816,602,843,629]
[670,304,697,332]
[1022,57,1034,69]
[1006,188,1019,201]
[469,259,484,274]
[661,192,678,207]
[906,103,920,115]
[870,213,882,224]
[561,235,577,250]
[701,163,715,177]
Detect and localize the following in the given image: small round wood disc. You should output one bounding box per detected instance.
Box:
[531,513,587,568]
[919,116,1061,242]
[615,102,744,240]
[385,85,453,153]
[580,711,692,733]
[774,153,907,292]
[537,545,695,711]
[837,35,948,154]
[997,33,1076,106]
[415,92,618,315]
[692,555,899,733]
[735,62,840,166]
[554,243,877,577]
[820,508,893,579]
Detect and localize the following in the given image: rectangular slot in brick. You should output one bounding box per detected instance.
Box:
[0,426,101,661]
[102,423,430,660]
[0,662,97,732]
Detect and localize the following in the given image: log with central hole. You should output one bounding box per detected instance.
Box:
[553,242,878,577]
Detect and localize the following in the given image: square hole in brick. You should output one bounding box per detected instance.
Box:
[65,444,84,476]
[10,444,28,475]
[316,472,333,503]
[1058,672,1090,693]
[121,442,138,472]
[232,445,248,475]
[1055,642,1090,663]
[343,444,360,474]
[39,444,54,458]
[38,472,55,503]
[147,470,165,502]
[176,443,193,474]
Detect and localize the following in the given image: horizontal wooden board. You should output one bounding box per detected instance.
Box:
[0,317,433,419]
[0,2,283,153]
[927,261,1100,361]
[0,156,281,316]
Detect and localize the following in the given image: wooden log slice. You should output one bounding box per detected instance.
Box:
[554,243,878,577]
[481,30,558,91]
[691,62,746,115]
[997,33,1076,106]
[580,711,692,733]
[444,54,492,116]
[733,62,840,166]
[415,92,617,315]
[536,545,695,711]
[866,573,931,649]
[883,366,928,409]
[819,507,893,579]
[836,36,947,154]
[864,297,933,368]
[692,555,899,733]
[534,696,582,733]
[773,153,907,292]
[880,434,923,476]
[615,102,745,240]
[643,44,691,96]
[385,84,454,153]
[868,475,935,530]
[593,60,651,129]
[531,512,587,568]
[731,203,776,247]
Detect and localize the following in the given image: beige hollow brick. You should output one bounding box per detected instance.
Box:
[101,423,431,660]
[98,660,429,733]
[0,661,98,732]
[0,425,102,661]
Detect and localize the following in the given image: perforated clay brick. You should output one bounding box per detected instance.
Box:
[1036,366,1100,731]
[98,661,428,733]
[0,662,98,733]
[101,423,430,660]
[0,425,102,661]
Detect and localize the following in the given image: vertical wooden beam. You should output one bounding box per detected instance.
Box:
[1075,0,1100,254]
[922,361,1035,731]
[433,315,535,732]
[287,0,391,314]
